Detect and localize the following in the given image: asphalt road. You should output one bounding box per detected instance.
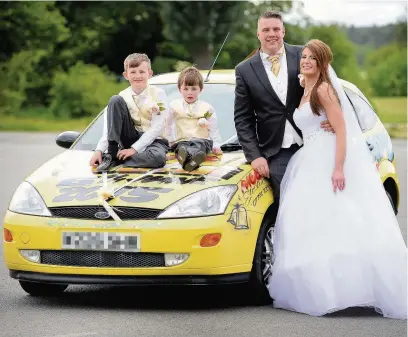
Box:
[0,132,406,337]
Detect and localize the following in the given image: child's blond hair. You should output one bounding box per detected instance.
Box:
[123,53,151,71]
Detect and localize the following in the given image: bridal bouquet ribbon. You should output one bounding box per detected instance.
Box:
[97,163,180,221]
[97,172,121,221]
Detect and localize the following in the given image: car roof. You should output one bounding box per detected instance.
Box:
[149,69,235,85]
[149,69,362,96]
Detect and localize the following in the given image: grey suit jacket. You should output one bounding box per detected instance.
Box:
[234,42,304,163]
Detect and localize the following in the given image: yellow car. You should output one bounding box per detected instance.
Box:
[3,69,400,299]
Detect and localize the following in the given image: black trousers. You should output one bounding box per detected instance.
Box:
[267,144,301,201]
[106,95,169,168]
[172,138,213,156]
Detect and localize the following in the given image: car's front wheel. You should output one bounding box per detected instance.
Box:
[386,190,397,215]
[249,218,274,303]
[19,281,68,297]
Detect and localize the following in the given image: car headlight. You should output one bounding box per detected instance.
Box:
[9,182,51,217]
[157,185,237,219]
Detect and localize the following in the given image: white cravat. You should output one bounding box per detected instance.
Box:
[261,47,302,148]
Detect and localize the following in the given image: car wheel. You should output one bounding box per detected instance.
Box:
[19,281,68,297]
[386,190,397,215]
[249,219,274,304]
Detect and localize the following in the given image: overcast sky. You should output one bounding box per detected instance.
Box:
[285,0,406,27]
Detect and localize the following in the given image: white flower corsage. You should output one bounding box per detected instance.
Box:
[298,74,305,88]
[148,101,166,115]
[197,118,209,128]
[197,111,213,128]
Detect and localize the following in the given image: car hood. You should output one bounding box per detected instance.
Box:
[26,150,250,209]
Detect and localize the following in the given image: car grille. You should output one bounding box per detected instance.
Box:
[40,251,165,268]
[48,206,161,220]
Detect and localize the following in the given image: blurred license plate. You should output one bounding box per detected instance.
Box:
[62,232,140,252]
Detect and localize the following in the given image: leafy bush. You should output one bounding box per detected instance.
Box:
[0,49,47,115]
[366,44,407,97]
[49,62,126,118]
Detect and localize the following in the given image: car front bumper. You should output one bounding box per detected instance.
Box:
[3,210,263,281]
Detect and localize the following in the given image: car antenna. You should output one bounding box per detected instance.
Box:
[204,32,230,82]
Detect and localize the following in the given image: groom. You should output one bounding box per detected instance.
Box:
[234,11,330,200]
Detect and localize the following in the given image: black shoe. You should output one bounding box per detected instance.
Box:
[183,151,206,171]
[96,153,116,172]
[176,146,189,166]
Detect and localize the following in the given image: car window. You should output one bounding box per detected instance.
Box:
[72,83,236,151]
[344,87,377,132]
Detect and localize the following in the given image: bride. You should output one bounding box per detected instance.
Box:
[268,39,407,319]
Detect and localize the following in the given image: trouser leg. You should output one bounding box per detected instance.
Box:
[175,138,213,171]
[123,139,169,168]
[267,145,299,202]
[106,95,141,154]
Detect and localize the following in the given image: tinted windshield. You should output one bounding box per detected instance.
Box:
[73,83,237,150]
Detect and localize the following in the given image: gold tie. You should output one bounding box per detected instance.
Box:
[268,53,282,76]
[187,103,195,117]
[133,95,141,110]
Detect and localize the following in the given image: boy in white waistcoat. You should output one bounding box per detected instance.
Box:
[166,67,223,171]
[90,53,169,171]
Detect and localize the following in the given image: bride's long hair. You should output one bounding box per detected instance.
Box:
[302,39,339,116]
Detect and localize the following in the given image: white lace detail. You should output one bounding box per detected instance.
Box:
[303,129,334,144]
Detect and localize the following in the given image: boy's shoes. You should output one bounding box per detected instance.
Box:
[176,146,189,167]
[96,153,116,172]
[183,151,206,172]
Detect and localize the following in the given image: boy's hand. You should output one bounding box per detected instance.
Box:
[117,148,136,161]
[212,147,223,155]
[321,120,334,133]
[169,141,175,148]
[90,151,102,167]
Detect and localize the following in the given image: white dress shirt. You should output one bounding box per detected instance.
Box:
[166,99,223,149]
[95,86,168,153]
[260,47,302,147]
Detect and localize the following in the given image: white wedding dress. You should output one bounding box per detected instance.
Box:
[268,101,407,319]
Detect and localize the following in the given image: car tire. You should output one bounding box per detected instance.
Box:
[386,190,397,215]
[249,218,274,304]
[19,281,68,297]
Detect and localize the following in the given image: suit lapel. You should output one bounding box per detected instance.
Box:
[285,43,299,107]
[249,50,284,106]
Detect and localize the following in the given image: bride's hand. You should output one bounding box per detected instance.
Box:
[332,168,345,192]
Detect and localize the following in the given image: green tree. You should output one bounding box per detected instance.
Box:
[0,2,69,62]
[160,2,245,69]
[366,44,407,96]
[0,50,48,114]
[55,2,164,74]
[306,25,369,93]
[49,62,126,118]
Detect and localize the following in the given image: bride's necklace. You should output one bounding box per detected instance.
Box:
[304,81,318,97]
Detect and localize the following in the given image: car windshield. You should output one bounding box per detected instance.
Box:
[72,83,237,151]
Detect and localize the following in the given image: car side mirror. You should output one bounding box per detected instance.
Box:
[55,131,80,149]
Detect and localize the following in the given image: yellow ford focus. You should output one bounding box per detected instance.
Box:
[3,70,400,299]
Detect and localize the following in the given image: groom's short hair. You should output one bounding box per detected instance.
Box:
[259,11,284,24]
[123,53,151,71]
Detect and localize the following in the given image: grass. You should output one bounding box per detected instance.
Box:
[0,97,406,138]
[0,115,93,132]
[371,96,407,139]
[371,96,407,124]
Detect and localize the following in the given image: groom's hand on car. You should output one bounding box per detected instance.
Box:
[251,157,270,178]
[321,120,335,133]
